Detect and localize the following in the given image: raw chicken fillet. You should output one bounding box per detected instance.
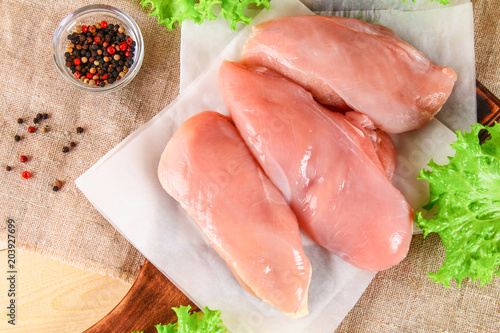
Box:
[241,15,457,134]
[218,61,414,271]
[158,111,311,318]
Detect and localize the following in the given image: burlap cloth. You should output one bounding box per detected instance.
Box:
[0,0,498,331]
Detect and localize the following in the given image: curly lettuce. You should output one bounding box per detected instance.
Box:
[416,122,500,287]
[140,0,270,30]
[133,305,226,333]
[405,0,450,4]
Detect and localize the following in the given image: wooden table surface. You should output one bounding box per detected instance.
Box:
[0,248,130,333]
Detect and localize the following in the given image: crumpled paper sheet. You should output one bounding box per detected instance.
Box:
[76,0,475,332]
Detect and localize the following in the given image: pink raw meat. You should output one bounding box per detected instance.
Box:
[219,61,414,271]
[158,111,311,318]
[241,15,457,134]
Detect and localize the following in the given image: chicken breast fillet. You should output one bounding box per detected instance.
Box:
[241,15,457,134]
[158,111,311,318]
[219,61,414,271]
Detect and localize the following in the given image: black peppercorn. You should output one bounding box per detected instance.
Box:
[52,186,60,192]
[70,141,76,147]
[33,118,39,124]
[76,127,84,134]
[43,113,48,119]
[17,118,23,124]
[14,135,21,142]
[6,166,12,171]
[62,146,70,153]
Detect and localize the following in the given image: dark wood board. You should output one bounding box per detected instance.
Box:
[85,81,500,333]
[84,260,198,333]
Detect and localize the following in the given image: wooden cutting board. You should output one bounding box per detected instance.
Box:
[84,81,500,333]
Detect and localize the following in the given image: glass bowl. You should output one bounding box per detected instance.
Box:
[52,4,144,93]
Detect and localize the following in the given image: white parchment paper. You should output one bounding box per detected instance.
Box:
[77,0,475,331]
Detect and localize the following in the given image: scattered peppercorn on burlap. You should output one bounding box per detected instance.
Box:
[0,0,500,332]
[0,0,181,283]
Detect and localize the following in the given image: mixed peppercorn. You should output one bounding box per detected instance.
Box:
[65,21,136,87]
[8,115,85,191]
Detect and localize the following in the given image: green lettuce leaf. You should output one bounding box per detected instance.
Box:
[416,122,500,287]
[220,0,270,30]
[140,0,270,30]
[404,0,450,4]
[132,305,226,333]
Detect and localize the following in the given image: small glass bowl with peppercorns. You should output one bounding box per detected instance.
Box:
[52,5,144,93]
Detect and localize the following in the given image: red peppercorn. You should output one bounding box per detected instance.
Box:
[100,21,108,28]
[102,74,108,80]
[106,46,116,55]
[74,71,81,79]
[22,171,31,179]
[86,73,93,79]
[126,38,133,45]
[82,25,88,32]
[119,42,127,51]
[94,36,101,44]
[20,155,28,163]
[28,126,36,133]
[73,58,81,65]
[125,51,130,57]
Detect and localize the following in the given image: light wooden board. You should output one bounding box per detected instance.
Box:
[0,248,130,333]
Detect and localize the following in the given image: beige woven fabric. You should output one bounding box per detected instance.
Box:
[0,0,180,284]
[473,0,500,100]
[0,0,499,331]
